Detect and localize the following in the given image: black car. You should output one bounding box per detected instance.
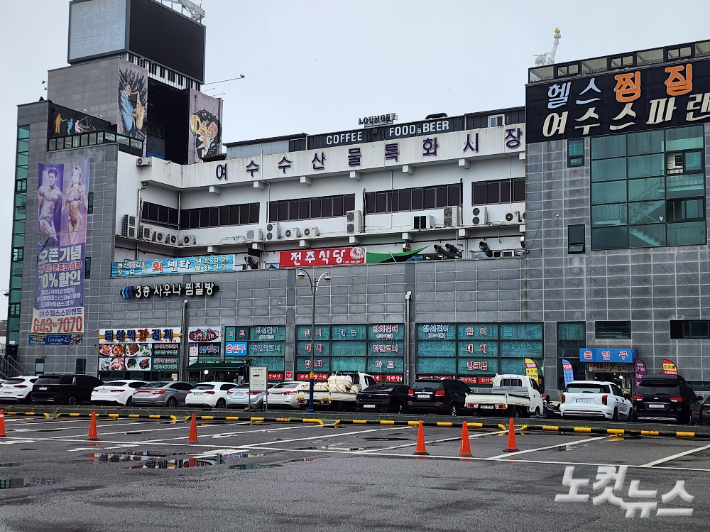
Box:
[633,375,702,424]
[406,378,470,416]
[32,374,104,405]
[356,384,410,413]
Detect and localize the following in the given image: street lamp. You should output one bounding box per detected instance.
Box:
[297,269,331,413]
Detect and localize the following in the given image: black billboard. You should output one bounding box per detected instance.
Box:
[128,0,205,82]
[48,103,113,138]
[526,57,710,144]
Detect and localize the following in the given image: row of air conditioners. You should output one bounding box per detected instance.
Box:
[263,223,324,240]
[121,215,197,246]
[470,207,525,226]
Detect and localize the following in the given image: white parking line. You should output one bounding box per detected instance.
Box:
[486,436,609,460]
[640,442,710,467]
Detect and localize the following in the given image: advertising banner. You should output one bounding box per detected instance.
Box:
[662,359,678,375]
[117,59,148,141]
[32,159,91,336]
[525,358,539,383]
[187,326,221,343]
[99,327,181,344]
[29,334,83,346]
[579,348,638,363]
[562,359,575,388]
[112,254,238,277]
[635,359,647,388]
[188,89,223,163]
[279,247,366,268]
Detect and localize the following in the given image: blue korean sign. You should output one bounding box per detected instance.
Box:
[111,254,238,277]
[225,342,248,357]
[579,348,638,363]
[29,334,83,346]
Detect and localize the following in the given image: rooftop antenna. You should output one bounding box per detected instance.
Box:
[162,0,205,22]
[534,28,561,66]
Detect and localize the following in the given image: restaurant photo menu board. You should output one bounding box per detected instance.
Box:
[98,326,181,373]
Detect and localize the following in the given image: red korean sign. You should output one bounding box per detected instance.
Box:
[267,373,283,381]
[371,375,403,383]
[296,373,328,381]
[285,371,293,380]
[279,247,366,268]
[459,376,494,385]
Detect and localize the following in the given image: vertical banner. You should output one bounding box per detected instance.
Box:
[33,159,91,336]
[662,359,678,375]
[561,359,574,388]
[188,89,223,163]
[634,359,647,388]
[524,358,539,384]
[117,59,148,141]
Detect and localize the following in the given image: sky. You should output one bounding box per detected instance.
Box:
[1,0,710,319]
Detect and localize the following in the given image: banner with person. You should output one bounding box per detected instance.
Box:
[32,159,90,337]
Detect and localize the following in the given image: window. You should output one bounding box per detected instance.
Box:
[667,198,704,223]
[364,185,462,214]
[637,48,663,65]
[87,192,94,214]
[671,320,710,339]
[581,57,607,74]
[568,224,585,254]
[667,47,692,60]
[181,203,259,228]
[568,139,584,167]
[557,322,586,390]
[267,195,354,222]
[488,114,504,127]
[471,179,524,205]
[85,257,91,279]
[35,359,45,375]
[141,201,179,228]
[595,321,631,339]
[75,358,86,375]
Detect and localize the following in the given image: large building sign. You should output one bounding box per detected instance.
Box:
[526,57,710,143]
[120,282,218,298]
[117,59,148,142]
[32,159,91,338]
[112,254,238,277]
[279,247,366,268]
[99,327,181,344]
[188,89,223,163]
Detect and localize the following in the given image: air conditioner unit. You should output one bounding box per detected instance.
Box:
[284,227,301,238]
[266,222,281,241]
[181,234,197,246]
[246,229,263,241]
[121,215,138,239]
[154,230,166,243]
[443,206,459,228]
[303,227,319,238]
[346,210,362,234]
[472,206,487,225]
[519,211,526,223]
[504,211,519,224]
[166,234,178,245]
[666,153,684,174]
[411,215,434,230]
[141,226,154,241]
[136,156,152,167]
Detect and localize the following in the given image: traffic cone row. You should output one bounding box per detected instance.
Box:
[0,409,5,437]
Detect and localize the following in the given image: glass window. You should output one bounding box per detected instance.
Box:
[667,47,691,59]
[411,189,423,210]
[311,198,322,218]
[219,206,230,226]
[513,179,525,202]
[667,197,704,222]
[344,195,355,213]
[629,224,666,248]
[529,66,553,82]
[88,133,97,145]
[591,158,627,181]
[557,322,586,389]
[592,227,628,250]
[628,176,665,201]
[666,126,703,151]
[375,192,388,213]
[596,321,631,339]
[230,205,241,225]
[591,135,626,159]
[423,188,436,209]
[696,41,710,57]
[670,320,710,339]
[628,154,664,178]
[364,193,375,214]
[105,132,115,142]
[322,197,332,217]
[332,196,344,216]
[666,174,704,199]
[289,200,299,220]
[592,180,626,205]
[628,130,664,155]
[299,199,310,219]
[568,138,585,167]
[667,221,706,246]
[169,207,178,226]
[628,200,665,225]
[581,57,607,74]
[48,139,56,151]
[499,180,511,203]
[486,182,500,204]
[199,208,211,228]
[473,182,486,205]
[189,209,199,229]
[448,184,460,206]
[278,201,289,221]
[637,48,663,65]
[568,224,585,254]
[268,203,277,223]
[610,56,634,69]
[239,204,250,225]
[592,203,627,226]
[399,190,411,211]
[685,151,703,172]
[436,186,448,208]
[391,191,399,212]
[15,180,27,193]
[248,204,259,224]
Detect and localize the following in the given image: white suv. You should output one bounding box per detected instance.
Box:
[0,376,39,403]
[560,380,633,421]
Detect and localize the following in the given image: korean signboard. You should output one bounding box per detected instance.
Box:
[279,247,366,268]
[579,348,638,363]
[99,327,181,344]
[121,282,217,299]
[112,254,237,277]
[187,327,221,343]
[32,159,91,337]
[526,57,710,143]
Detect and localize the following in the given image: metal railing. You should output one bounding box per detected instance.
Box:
[0,354,30,379]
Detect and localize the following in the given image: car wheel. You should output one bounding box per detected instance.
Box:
[508,406,522,419]
[24,393,32,405]
[67,396,78,406]
[612,407,619,421]
[125,397,132,407]
[166,397,178,408]
[450,403,457,417]
[216,398,226,409]
[626,407,633,421]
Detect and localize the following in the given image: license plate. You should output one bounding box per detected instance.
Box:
[193,392,203,396]
[363,404,376,409]
[576,399,592,403]
[648,404,666,409]
[39,387,47,391]
[417,394,431,400]
[480,405,494,409]
[98,389,108,393]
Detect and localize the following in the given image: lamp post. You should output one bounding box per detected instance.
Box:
[297,269,330,414]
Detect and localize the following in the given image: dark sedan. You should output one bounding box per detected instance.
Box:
[356,384,410,413]
[634,375,702,424]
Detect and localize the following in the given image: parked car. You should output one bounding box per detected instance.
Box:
[0,376,39,404]
[560,381,633,421]
[185,382,237,408]
[267,381,309,409]
[699,396,710,425]
[356,384,410,413]
[226,383,274,409]
[406,378,470,416]
[90,380,148,406]
[32,374,103,405]
[132,381,194,407]
[634,375,702,424]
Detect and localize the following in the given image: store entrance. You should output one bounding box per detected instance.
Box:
[187,367,248,385]
[589,371,634,395]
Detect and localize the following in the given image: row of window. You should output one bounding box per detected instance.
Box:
[268,194,356,222]
[365,184,461,215]
[472,179,525,205]
[560,320,710,341]
[8,126,29,344]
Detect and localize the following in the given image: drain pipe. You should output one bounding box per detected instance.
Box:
[405,291,413,385]
[180,299,189,381]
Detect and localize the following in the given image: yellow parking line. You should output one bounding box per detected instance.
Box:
[676,431,695,438]
[607,429,625,435]
[436,422,453,427]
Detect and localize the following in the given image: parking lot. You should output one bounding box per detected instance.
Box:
[1,409,710,532]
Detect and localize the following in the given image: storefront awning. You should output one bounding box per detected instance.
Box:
[579,348,637,363]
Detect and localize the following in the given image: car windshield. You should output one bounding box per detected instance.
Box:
[4,379,24,385]
[272,382,301,389]
[411,381,444,392]
[36,376,73,385]
[637,386,680,396]
[366,385,396,392]
[193,384,214,390]
[143,382,169,388]
[104,381,127,386]
[566,383,610,393]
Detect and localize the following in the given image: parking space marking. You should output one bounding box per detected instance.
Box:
[640,442,710,467]
[485,436,609,459]
[355,427,507,453]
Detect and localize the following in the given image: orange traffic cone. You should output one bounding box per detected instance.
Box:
[459,421,471,456]
[0,409,6,437]
[188,413,199,443]
[88,412,99,441]
[504,418,518,452]
[413,420,428,455]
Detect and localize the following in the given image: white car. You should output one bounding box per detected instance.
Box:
[0,376,39,403]
[267,381,309,409]
[185,382,237,408]
[560,380,633,421]
[91,380,148,406]
[226,383,274,409]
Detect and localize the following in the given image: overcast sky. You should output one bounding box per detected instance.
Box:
[1,0,709,319]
